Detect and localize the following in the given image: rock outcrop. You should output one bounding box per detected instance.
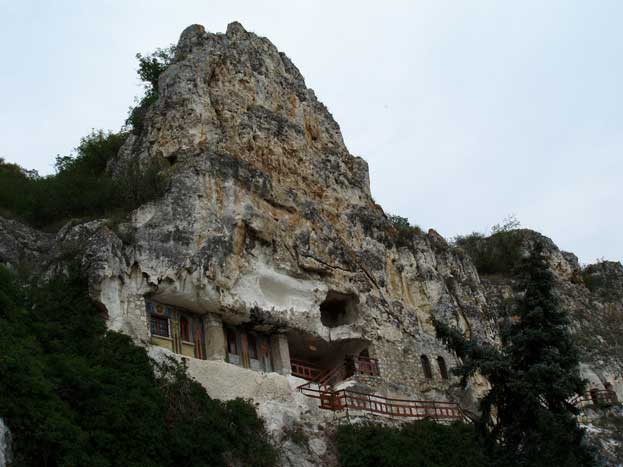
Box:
[478,230,623,394]
[91,20,497,397]
[0,21,621,466]
[0,418,11,467]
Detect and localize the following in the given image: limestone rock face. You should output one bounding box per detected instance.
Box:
[1,20,622,466]
[0,217,53,270]
[93,20,497,400]
[478,230,623,399]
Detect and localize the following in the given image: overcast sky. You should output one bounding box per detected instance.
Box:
[1,0,621,265]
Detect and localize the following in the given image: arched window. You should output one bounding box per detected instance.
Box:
[421,355,432,379]
[437,356,449,380]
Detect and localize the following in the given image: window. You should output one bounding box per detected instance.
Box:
[421,355,432,379]
[247,334,258,360]
[150,315,169,337]
[180,317,191,342]
[437,356,449,380]
[227,329,238,355]
[355,349,380,376]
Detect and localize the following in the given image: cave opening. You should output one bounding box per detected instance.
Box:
[320,291,358,327]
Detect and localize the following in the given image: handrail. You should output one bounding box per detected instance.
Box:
[290,358,318,367]
[295,360,469,423]
[297,364,346,395]
[317,364,347,388]
[571,389,618,406]
[323,387,459,405]
[300,386,466,422]
[290,359,323,381]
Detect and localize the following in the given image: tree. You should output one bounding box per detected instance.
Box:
[127,46,176,133]
[434,242,594,466]
[336,420,488,467]
[0,265,276,466]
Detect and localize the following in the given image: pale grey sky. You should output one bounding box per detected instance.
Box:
[1,0,621,264]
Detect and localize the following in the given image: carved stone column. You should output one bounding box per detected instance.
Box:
[270,333,291,375]
[204,313,226,361]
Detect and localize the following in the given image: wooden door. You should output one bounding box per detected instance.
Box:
[240,332,250,368]
[193,320,204,359]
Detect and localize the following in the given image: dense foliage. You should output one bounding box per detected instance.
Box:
[453,216,524,275]
[0,130,165,229]
[0,265,276,467]
[387,214,423,248]
[0,46,177,230]
[335,420,487,467]
[434,243,594,466]
[127,46,175,133]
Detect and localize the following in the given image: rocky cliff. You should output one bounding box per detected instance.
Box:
[0,21,621,466]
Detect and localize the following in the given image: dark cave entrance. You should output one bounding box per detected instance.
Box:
[320,291,358,327]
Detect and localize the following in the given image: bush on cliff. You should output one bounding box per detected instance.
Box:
[0,265,276,467]
[453,216,524,275]
[0,130,166,230]
[335,420,487,467]
[0,47,178,230]
[126,45,175,133]
[387,214,423,248]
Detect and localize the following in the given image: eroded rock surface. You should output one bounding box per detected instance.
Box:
[1,21,622,466]
[89,21,496,398]
[478,231,623,399]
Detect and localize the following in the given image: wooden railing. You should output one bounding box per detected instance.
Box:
[570,389,618,407]
[299,385,465,421]
[296,359,466,422]
[290,359,323,381]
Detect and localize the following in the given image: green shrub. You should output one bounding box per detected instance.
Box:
[581,271,605,293]
[454,230,524,275]
[0,45,177,230]
[453,217,524,275]
[127,46,176,133]
[335,420,487,467]
[387,214,423,248]
[580,261,623,301]
[0,130,166,230]
[0,265,276,467]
